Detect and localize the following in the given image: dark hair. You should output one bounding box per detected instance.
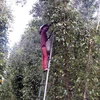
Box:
[39,24,48,34]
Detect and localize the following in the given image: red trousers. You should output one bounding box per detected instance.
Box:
[41,47,48,70]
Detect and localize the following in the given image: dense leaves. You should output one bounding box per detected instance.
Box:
[0,0,13,100]
[31,0,100,100]
[8,20,42,100]
[7,0,100,100]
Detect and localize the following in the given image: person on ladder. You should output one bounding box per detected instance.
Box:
[39,24,52,72]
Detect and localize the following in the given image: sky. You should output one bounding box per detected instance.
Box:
[6,0,38,47]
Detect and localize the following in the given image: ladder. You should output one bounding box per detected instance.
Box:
[37,34,54,100]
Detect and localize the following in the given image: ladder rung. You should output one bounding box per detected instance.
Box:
[40,83,45,86]
[49,58,52,60]
[37,96,43,98]
[40,82,50,86]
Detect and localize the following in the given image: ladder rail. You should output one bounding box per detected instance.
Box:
[43,34,54,100]
[38,73,44,100]
[37,34,54,100]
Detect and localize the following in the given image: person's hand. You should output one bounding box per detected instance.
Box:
[48,20,56,27]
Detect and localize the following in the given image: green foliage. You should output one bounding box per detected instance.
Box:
[72,0,98,20]
[0,1,13,100]
[7,0,100,100]
[32,0,100,100]
[0,0,12,74]
[8,20,42,100]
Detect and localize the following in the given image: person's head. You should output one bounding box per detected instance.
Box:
[39,24,49,34]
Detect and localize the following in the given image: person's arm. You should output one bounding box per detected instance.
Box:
[47,21,56,39]
[48,22,54,27]
[48,32,52,39]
